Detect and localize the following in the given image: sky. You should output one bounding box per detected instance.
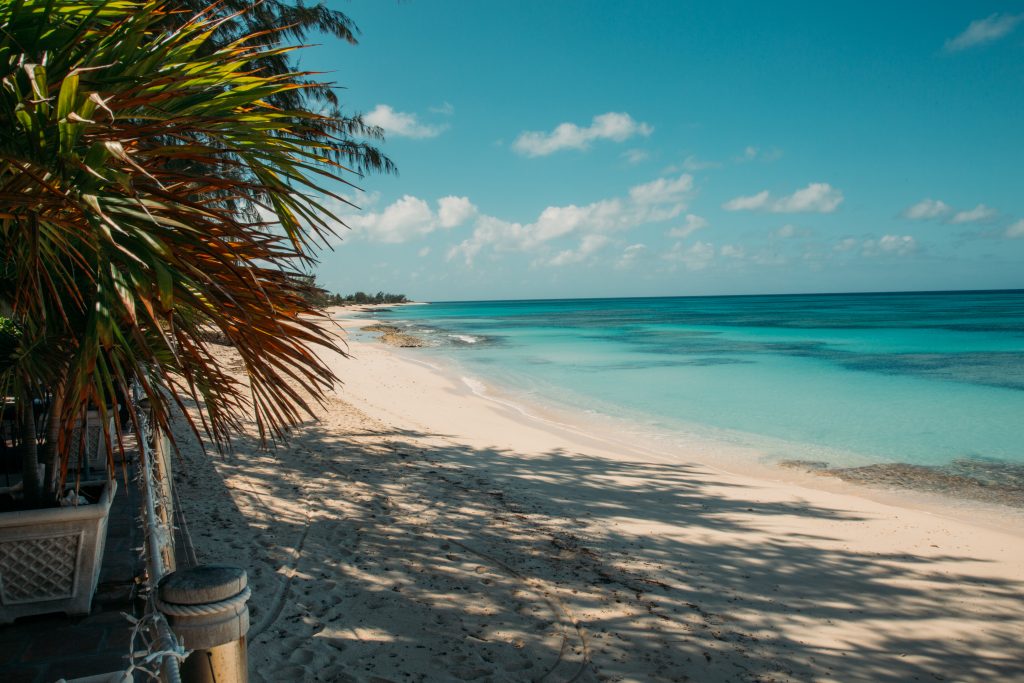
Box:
[301,1,1024,301]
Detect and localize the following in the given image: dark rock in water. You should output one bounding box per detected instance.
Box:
[777,457,1024,507]
[803,460,1024,508]
[362,323,426,348]
[778,460,831,471]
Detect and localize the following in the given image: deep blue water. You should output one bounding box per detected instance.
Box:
[362,291,1024,471]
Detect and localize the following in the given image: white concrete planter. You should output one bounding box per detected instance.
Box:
[0,480,116,624]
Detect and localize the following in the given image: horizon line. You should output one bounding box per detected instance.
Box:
[422,287,1024,305]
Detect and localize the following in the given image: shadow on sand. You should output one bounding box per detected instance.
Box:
[171,405,1024,683]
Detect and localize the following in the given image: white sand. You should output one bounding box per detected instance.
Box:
[171,314,1024,682]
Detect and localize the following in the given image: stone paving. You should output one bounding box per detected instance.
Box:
[0,468,144,683]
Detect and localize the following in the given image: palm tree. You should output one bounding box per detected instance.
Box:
[172,0,397,201]
[0,0,388,503]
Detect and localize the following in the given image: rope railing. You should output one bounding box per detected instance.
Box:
[125,388,187,683]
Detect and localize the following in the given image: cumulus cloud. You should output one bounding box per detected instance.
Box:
[364,104,447,138]
[661,155,721,174]
[773,183,844,213]
[615,243,647,270]
[903,198,951,220]
[513,112,653,157]
[668,214,708,238]
[945,13,1023,52]
[720,244,745,259]
[738,146,783,163]
[950,204,997,224]
[448,174,693,265]
[437,196,478,228]
[862,235,917,256]
[723,183,843,214]
[833,237,858,252]
[722,190,771,211]
[629,174,694,205]
[348,195,476,243]
[622,148,650,165]
[544,234,611,267]
[663,241,715,270]
[1006,220,1024,238]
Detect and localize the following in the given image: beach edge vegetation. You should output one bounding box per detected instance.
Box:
[0,0,389,503]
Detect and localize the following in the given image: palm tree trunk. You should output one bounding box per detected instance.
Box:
[42,382,64,495]
[20,394,41,504]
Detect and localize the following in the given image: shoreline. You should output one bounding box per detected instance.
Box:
[172,313,1024,681]
[343,309,1024,535]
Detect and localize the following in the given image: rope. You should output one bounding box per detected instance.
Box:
[155,585,252,618]
[122,610,190,682]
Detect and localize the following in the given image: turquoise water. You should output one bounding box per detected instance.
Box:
[364,291,1024,472]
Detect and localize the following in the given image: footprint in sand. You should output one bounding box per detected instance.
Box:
[269,664,309,680]
[449,666,493,681]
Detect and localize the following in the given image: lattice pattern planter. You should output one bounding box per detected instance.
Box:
[0,480,116,624]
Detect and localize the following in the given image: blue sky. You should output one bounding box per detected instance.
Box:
[303,1,1024,301]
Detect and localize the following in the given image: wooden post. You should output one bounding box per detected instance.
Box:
[157,565,250,683]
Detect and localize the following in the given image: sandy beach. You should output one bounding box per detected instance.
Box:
[170,311,1024,682]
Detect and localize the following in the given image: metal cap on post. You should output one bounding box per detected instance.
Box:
[157,565,251,683]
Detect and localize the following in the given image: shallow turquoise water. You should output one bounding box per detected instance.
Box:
[370,291,1024,470]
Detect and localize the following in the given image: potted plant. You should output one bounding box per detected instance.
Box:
[0,0,390,621]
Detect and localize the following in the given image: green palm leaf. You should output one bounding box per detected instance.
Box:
[0,0,383,487]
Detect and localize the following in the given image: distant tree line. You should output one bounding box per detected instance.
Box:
[333,291,409,305]
[285,275,409,308]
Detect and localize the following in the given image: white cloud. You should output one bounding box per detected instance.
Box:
[437,196,477,228]
[879,235,917,254]
[663,241,715,270]
[862,235,917,256]
[417,246,431,257]
[722,190,771,211]
[774,224,797,238]
[429,102,455,115]
[950,204,997,224]
[903,198,952,220]
[773,183,844,213]
[720,244,745,259]
[448,174,693,265]
[834,237,858,252]
[513,112,653,157]
[544,234,611,267]
[615,243,647,270]
[622,148,650,164]
[1005,220,1024,238]
[945,13,1024,52]
[347,195,477,243]
[364,104,447,139]
[723,183,843,214]
[348,195,434,243]
[679,155,721,172]
[668,214,708,238]
[738,146,783,163]
[629,174,693,205]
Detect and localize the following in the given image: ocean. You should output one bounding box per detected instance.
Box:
[354,290,1024,499]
